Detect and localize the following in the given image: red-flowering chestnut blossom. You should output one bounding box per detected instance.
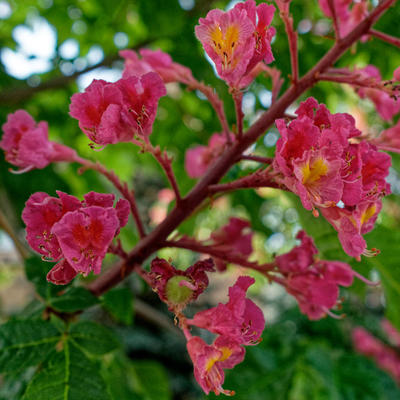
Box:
[210,217,254,271]
[69,73,166,145]
[354,65,400,121]
[352,326,400,383]
[147,257,215,312]
[195,0,275,87]
[188,276,265,345]
[370,119,400,154]
[0,110,77,173]
[186,336,245,396]
[275,230,375,319]
[319,0,368,39]
[22,191,129,284]
[120,48,195,84]
[185,132,233,178]
[273,98,391,258]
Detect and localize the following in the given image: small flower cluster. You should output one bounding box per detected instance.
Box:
[353,321,400,383]
[195,0,275,88]
[147,258,264,396]
[69,73,166,146]
[273,97,391,258]
[22,191,129,284]
[0,110,76,173]
[275,230,374,319]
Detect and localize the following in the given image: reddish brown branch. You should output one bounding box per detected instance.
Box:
[327,0,341,40]
[87,0,396,297]
[239,155,274,164]
[370,28,400,48]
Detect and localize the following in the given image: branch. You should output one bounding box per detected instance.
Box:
[232,91,244,139]
[327,0,341,40]
[370,29,400,48]
[76,157,146,239]
[87,0,396,297]
[239,155,274,164]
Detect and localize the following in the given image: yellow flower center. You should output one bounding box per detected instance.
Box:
[301,157,328,185]
[361,204,377,226]
[210,24,240,68]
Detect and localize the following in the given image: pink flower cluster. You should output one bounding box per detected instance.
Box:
[185,132,233,178]
[319,0,368,39]
[69,73,166,146]
[147,257,215,312]
[195,0,275,87]
[210,217,254,271]
[22,191,129,284]
[353,323,400,383]
[273,97,391,258]
[0,110,76,173]
[354,65,400,121]
[120,48,194,85]
[187,276,265,395]
[275,230,373,319]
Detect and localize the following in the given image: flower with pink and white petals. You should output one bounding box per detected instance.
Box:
[0,110,77,172]
[190,276,265,345]
[69,73,166,145]
[355,65,400,121]
[185,132,233,178]
[148,257,215,311]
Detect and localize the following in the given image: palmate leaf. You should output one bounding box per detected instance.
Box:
[49,287,99,313]
[0,320,60,374]
[101,287,134,326]
[22,340,111,400]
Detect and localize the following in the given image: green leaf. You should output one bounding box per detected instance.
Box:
[101,288,134,326]
[69,321,119,356]
[0,320,60,373]
[22,341,111,400]
[131,361,171,400]
[49,287,99,313]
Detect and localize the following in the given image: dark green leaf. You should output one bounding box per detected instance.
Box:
[22,341,111,400]
[49,287,99,313]
[69,321,119,356]
[101,287,134,326]
[0,320,60,373]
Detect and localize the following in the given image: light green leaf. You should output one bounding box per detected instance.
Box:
[49,287,99,313]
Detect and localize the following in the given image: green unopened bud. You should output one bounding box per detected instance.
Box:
[165,276,193,305]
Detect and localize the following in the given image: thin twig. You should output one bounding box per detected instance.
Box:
[327,0,341,40]
[370,29,400,48]
[239,155,274,164]
[233,91,244,140]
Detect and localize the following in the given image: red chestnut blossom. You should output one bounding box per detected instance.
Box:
[0,110,76,173]
[370,119,400,154]
[189,276,265,345]
[69,73,166,145]
[355,65,400,121]
[186,336,245,396]
[195,0,275,87]
[22,191,129,283]
[185,132,233,178]
[210,217,254,271]
[352,326,400,383]
[276,230,375,319]
[120,48,195,84]
[148,257,215,311]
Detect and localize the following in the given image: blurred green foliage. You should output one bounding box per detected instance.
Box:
[1,0,400,399]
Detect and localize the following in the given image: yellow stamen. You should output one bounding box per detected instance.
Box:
[210,24,240,68]
[301,157,328,185]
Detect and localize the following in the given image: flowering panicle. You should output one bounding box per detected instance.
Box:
[275,230,376,319]
[120,48,195,84]
[22,191,129,284]
[195,0,275,87]
[69,73,166,146]
[0,110,77,173]
[273,97,391,258]
[185,132,234,178]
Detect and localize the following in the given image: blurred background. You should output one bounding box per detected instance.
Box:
[0,0,400,398]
